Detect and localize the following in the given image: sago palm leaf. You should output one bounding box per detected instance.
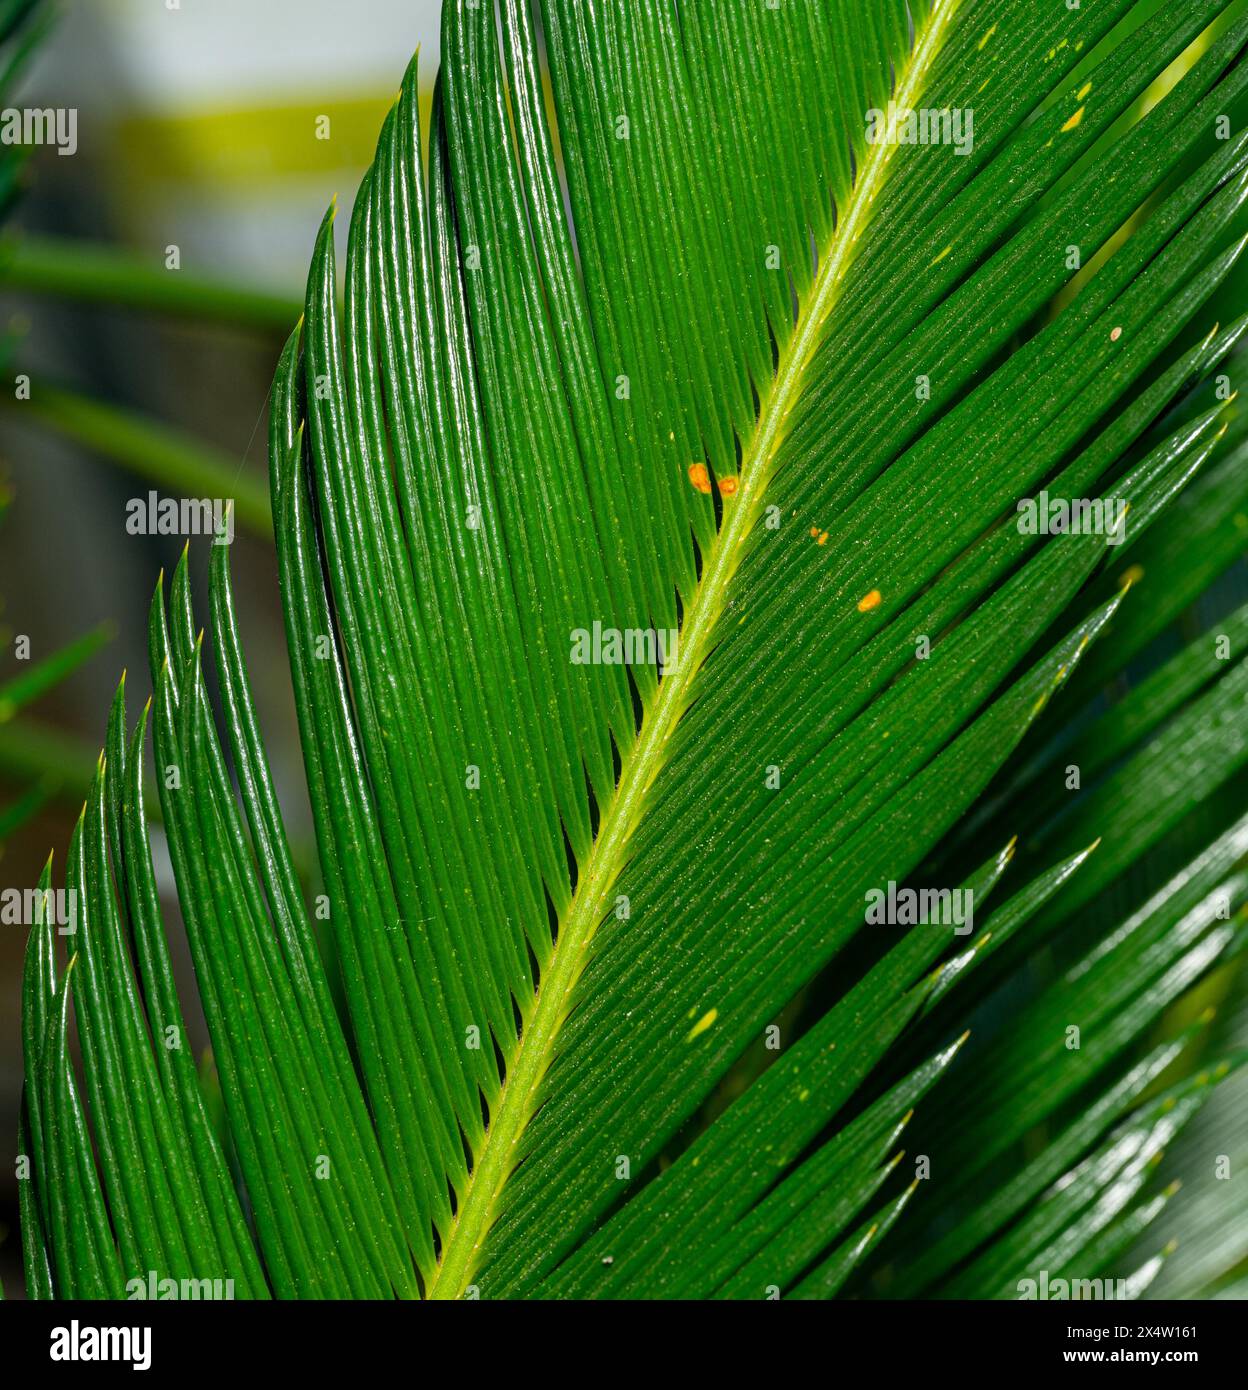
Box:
[14,0,1248,1300]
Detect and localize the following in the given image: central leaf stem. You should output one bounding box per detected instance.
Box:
[427,0,958,1299]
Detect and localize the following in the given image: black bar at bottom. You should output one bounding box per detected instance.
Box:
[0,1295,1240,1375]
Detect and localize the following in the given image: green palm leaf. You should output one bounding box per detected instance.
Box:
[14,0,1248,1300]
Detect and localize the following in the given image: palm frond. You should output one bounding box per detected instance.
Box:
[15,0,1248,1300]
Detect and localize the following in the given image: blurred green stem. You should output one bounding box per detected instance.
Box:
[0,775,54,841]
[0,715,168,837]
[0,233,302,333]
[0,621,113,722]
[0,714,101,801]
[9,382,273,538]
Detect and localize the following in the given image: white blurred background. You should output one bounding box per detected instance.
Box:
[28,0,442,283]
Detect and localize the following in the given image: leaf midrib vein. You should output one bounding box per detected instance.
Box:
[426,0,958,1299]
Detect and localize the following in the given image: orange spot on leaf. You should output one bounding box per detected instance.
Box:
[688,463,712,494]
[1119,564,1144,590]
[857,589,882,613]
[718,475,739,496]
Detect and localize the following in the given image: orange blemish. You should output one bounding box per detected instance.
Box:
[1110,326,1122,342]
[817,531,828,546]
[810,526,820,538]
[718,475,739,496]
[688,462,712,494]
[857,589,883,613]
